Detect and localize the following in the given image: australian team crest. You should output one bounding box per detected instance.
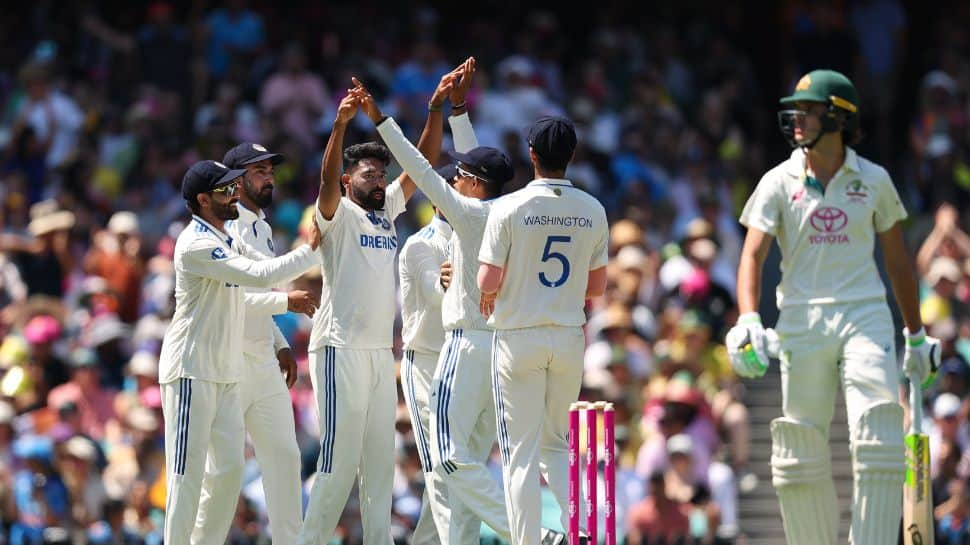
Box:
[846,179,869,203]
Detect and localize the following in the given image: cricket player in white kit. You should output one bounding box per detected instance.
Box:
[298,70,463,545]
[191,143,308,545]
[399,164,480,545]
[477,116,609,545]
[368,89,520,543]
[726,70,941,545]
[160,160,320,545]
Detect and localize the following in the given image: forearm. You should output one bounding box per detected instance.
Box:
[377,117,465,220]
[272,323,290,352]
[398,108,445,200]
[736,254,762,315]
[477,263,504,295]
[448,112,479,152]
[318,121,347,218]
[885,257,923,332]
[244,291,289,316]
[586,266,607,298]
[880,225,923,331]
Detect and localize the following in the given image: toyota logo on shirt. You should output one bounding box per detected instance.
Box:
[809,206,849,244]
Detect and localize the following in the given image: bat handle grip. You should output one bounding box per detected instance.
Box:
[909,376,923,435]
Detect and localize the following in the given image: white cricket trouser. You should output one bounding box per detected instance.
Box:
[776,300,903,545]
[162,378,245,545]
[402,349,479,545]
[491,326,586,545]
[429,328,511,543]
[299,346,396,545]
[776,300,899,436]
[193,354,302,545]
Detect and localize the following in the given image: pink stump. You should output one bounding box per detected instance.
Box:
[568,404,581,545]
[603,405,616,545]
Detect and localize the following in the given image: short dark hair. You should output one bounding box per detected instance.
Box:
[343,142,391,173]
[186,198,201,215]
[533,150,571,173]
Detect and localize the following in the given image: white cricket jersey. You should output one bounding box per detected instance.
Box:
[225,203,291,367]
[377,114,492,331]
[158,216,318,384]
[740,146,907,308]
[399,216,452,354]
[308,182,406,350]
[478,179,609,330]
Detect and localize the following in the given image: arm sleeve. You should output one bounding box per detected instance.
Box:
[181,239,317,288]
[377,117,482,233]
[383,180,407,221]
[478,205,511,267]
[402,241,445,305]
[243,291,289,316]
[448,113,479,153]
[873,173,908,233]
[738,173,782,236]
[272,322,290,352]
[314,198,345,236]
[591,209,609,270]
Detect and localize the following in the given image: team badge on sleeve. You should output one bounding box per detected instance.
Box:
[211,247,228,260]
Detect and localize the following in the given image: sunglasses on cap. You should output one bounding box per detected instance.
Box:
[211,182,239,196]
[457,165,486,184]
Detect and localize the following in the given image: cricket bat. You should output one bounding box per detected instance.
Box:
[904,378,934,545]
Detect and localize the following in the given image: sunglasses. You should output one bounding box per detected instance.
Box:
[211,182,239,196]
[457,165,485,184]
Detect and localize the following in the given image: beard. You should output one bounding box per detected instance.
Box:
[244,179,273,208]
[352,185,385,211]
[212,199,240,220]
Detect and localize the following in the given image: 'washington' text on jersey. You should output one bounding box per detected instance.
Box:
[523,215,594,228]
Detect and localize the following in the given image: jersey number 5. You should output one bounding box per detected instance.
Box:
[539,235,571,288]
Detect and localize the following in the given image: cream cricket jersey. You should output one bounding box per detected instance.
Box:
[158,216,318,385]
[308,182,406,350]
[478,179,609,330]
[377,114,492,332]
[225,203,291,367]
[739,146,907,308]
[399,216,452,354]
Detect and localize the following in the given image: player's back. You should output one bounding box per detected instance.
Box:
[482,180,608,330]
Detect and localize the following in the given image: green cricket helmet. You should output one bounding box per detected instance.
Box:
[778,69,860,149]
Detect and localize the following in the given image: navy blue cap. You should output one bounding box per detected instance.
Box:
[181,160,247,201]
[435,163,458,184]
[527,116,577,166]
[447,146,514,186]
[222,142,284,169]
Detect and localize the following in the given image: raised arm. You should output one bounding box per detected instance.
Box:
[318,94,360,220]
[448,57,479,153]
[360,95,480,229]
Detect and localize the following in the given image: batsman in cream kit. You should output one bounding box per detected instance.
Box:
[726,69,940,545]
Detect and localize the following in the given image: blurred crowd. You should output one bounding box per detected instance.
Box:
[0,1,969,544]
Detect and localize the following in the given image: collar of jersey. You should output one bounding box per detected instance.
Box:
[430,215,453,238]
[786,147,861,178]
[234,202,265,222]
[528,178,574,188]
[192,215,232,245]
[786,146,861,195]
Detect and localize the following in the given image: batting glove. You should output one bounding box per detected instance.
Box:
[903,327,941,389]
[726,313,774,378]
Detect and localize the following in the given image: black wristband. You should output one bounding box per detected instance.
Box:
[428,101,442,112]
